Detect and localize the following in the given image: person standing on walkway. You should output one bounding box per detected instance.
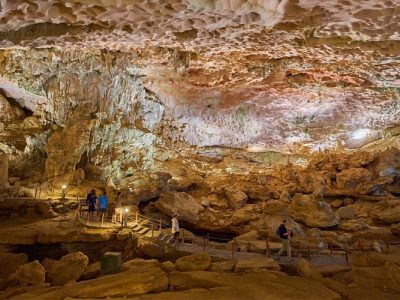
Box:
[86,189,97,223]
[275,219,293,261]
[98,191,108,226]
[112,191,123,224]
[171,213,180,244]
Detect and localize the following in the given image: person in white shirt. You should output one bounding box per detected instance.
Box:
[171,213,180,244]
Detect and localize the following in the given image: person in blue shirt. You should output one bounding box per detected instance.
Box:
[98,191,108,226]
[275,220,293,261]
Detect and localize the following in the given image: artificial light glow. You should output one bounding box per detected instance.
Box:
[62,185,67,189]
[124,208,129,213]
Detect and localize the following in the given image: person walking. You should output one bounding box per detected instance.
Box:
[86,189,97,223]
[98,191,108,226]
[275,219,293,261]
[171,213,180,245]
[112,191,123,224]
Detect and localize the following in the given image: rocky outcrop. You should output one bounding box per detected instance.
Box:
[370,200,400,224]
[155,192,204,224]
[0,252,28,279]
[45,252,89,286]
[289,194,340,228]
[175,253,211,272]
[138,238,165,259]
[234,257,280,272]
[296,259,323,281]
[7,260,45,286]
[224,187,248,210]
[336,168,372,190]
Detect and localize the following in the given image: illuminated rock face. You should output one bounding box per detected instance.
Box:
[0,0,399,181]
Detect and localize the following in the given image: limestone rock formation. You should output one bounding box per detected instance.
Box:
[0,253,28,279]
[289,193,340,228]
[234,257,280,272]
[155,192,204,224]
[7,260,46,286]
[370,201,400,224]
[45,252,89,286]
[175,252,211,272]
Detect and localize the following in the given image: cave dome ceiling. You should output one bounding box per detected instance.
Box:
[0,0,399,153]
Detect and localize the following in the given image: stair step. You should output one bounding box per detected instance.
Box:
[138,228,150,235]
[132,226,143,232]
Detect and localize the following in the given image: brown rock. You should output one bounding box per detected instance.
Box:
[175,253,211,272]
[47,252,89,286]
[336,168,371,190]
[336,206,355,219]
[370,200,400,223]
[391,223,400,235]
[210,260,237,272]
[296,258,323,281]
[225,187,248,210]
[0,252,28,279]
[8,260,45,286]
[155,192,204,224]
[138,238,165,259]
[330,199,343,209]
[289,193,339,228]
[234,257,280,272]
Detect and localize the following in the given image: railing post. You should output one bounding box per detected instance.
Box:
[231,240,235,259]
[385,241,389,253]
[329,241,333,256]
[266,239,270,257]
[345,247,349,264]
[203,238,206,252]
[159,219,162,231]
[182,229,185,244]
[34,188,37,199]
[135,211,138,223]
[151,221,154,237]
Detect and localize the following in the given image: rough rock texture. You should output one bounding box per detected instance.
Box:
[296,258,323,281]
[45,252,89,286]
[175,253,211,272]
[289,193,340,228]
[8,260,45,286]
[0,253,28,279]
[155,192,204,224]
[234,257,281,272]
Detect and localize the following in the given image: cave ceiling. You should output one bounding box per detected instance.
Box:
[0,0,399,153]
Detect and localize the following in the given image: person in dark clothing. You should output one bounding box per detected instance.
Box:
[86,189,97,222]
[275,220,292,260]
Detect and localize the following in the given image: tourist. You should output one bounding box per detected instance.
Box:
[275,220,293,261]
[112,191,123,224]
[87,189,97,223]
[98,191,108,226]
[171,213,180,244]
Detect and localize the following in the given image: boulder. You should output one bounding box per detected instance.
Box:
[169,271,228,291]
[234,257,280,272]
[351,253,400,267]
[122,259,161,271]
[336,168,371,190]
[138,238,164,259]
[81,262,101,280]
[155,192,204,224]
[225,187,248,209]
[47,252,89,286]
[35,201,57,218]
[288,193,340,228]
[339,219,369,231]
[296,258,323,281]
[175,253,211,272]
[370,200,400,223]
[0,252,28,279]
[8,260,45,286]
[13,261,168,299]
[336,206,355,219]
[391,223,400,235]
[330,199,343,209]
[160,261,175,273]
[210,260,236,272]
[343,197,354,206]
[347,262,400,293]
